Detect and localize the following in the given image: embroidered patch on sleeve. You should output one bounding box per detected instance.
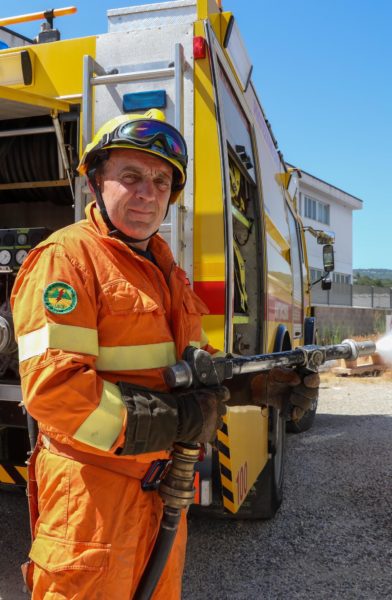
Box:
[43,282,78,314]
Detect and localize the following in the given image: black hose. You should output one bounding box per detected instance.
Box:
[0,119,73,205]
[133,506,182,600]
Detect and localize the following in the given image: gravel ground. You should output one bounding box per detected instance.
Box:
[0,486,29,599]
[0,375,391,599]
[183,376,392,600]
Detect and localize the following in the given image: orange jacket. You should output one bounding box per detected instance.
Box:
[11,202,213,469]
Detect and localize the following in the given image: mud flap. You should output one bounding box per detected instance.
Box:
[217,405,269,513]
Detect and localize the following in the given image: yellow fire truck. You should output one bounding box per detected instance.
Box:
[0,1,332,517]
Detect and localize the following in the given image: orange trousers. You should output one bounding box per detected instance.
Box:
[29,449,187,599]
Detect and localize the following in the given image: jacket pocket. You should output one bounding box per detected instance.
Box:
[29,534,110,573]
[183,288,210,316]
[102,279,164,315]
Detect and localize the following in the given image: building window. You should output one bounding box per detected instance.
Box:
[311,269,351,284]
[333,272,351,284]
[304,195,330,225]
[310,268,323,282]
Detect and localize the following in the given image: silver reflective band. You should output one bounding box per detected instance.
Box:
[95,341,177,371]
[18,323,99,362]
[73,380,125,451]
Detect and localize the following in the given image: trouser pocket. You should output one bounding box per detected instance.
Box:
[30,534,110,599]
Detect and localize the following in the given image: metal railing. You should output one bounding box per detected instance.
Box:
[312,283,392,308]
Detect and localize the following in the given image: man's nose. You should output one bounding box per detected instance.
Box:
[135,177,155,201]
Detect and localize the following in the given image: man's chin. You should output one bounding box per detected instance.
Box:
[122,226,157,240]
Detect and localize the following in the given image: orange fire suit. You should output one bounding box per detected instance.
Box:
[11,201,214,599]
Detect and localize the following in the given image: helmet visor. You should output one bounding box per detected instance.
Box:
[100,119,188,168]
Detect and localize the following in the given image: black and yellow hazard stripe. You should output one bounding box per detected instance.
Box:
[0,462,27,485]
[217,416,236,512]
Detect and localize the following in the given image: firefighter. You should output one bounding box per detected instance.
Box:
[11,110,318,599]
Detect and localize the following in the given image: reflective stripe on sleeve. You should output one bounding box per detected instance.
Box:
[18,323,99,362]
[95,341,176,371]
[73,380,126,451]
[189,340,201,348]
[201,329,209,347]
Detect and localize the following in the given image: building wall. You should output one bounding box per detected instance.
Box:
[301,190,353,280]
[296,170,362,284]
[313,305,392,344]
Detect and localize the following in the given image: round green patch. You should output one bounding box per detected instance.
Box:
[43,281,77,314]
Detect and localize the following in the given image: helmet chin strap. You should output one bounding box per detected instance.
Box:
[88,168,162,245]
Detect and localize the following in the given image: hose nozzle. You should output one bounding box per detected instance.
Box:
[341,339,376,361]
[159,443,200,510]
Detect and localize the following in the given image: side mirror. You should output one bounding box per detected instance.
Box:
[321,276,332,291]
[323,244,334,273]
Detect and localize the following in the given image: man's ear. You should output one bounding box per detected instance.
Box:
[87,179,96,194]
[87,168,102,194]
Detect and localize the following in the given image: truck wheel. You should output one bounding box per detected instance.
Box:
[286,397,318,433]
[265,405,285,512]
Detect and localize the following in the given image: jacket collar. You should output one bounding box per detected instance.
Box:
[85,201,183,280]
[85,201,110,236]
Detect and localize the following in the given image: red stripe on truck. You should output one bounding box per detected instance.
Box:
[193,281,225,314]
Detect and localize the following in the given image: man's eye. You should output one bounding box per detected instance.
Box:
[155,179,170,189]
[122,174,138,184]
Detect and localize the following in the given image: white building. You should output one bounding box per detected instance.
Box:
[294,168,363,284]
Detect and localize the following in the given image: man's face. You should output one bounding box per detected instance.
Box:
[97,148,173,248]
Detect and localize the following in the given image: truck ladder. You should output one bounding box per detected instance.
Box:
[80,45,186,264]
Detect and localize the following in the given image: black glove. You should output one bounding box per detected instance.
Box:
[226,367,319,417]
[118,383,229,455]
[250,367,320,417]
[289,371,320,409]
[190,386,229,442]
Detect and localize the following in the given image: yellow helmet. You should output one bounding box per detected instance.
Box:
[78,109,187,203]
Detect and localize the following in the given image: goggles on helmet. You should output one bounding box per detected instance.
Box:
[96,119,188,169]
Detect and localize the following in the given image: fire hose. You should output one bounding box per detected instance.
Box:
[133,338,376,600]
[133,442,200,600]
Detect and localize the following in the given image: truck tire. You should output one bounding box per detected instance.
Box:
[260,405,285,516]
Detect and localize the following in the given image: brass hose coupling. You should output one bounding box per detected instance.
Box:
[159,442,200,510]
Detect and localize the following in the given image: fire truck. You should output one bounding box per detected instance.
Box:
[0,1,333,518]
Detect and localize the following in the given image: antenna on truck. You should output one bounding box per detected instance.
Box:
[0,7,77,43]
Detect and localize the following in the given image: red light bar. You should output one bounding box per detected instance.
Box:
[193,36,207,60]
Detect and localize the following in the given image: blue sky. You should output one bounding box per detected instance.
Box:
[2,1,391,268]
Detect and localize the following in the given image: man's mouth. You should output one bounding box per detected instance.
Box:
[128,209,154,219]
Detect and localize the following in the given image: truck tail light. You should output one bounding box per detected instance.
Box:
[193,36,207,60]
